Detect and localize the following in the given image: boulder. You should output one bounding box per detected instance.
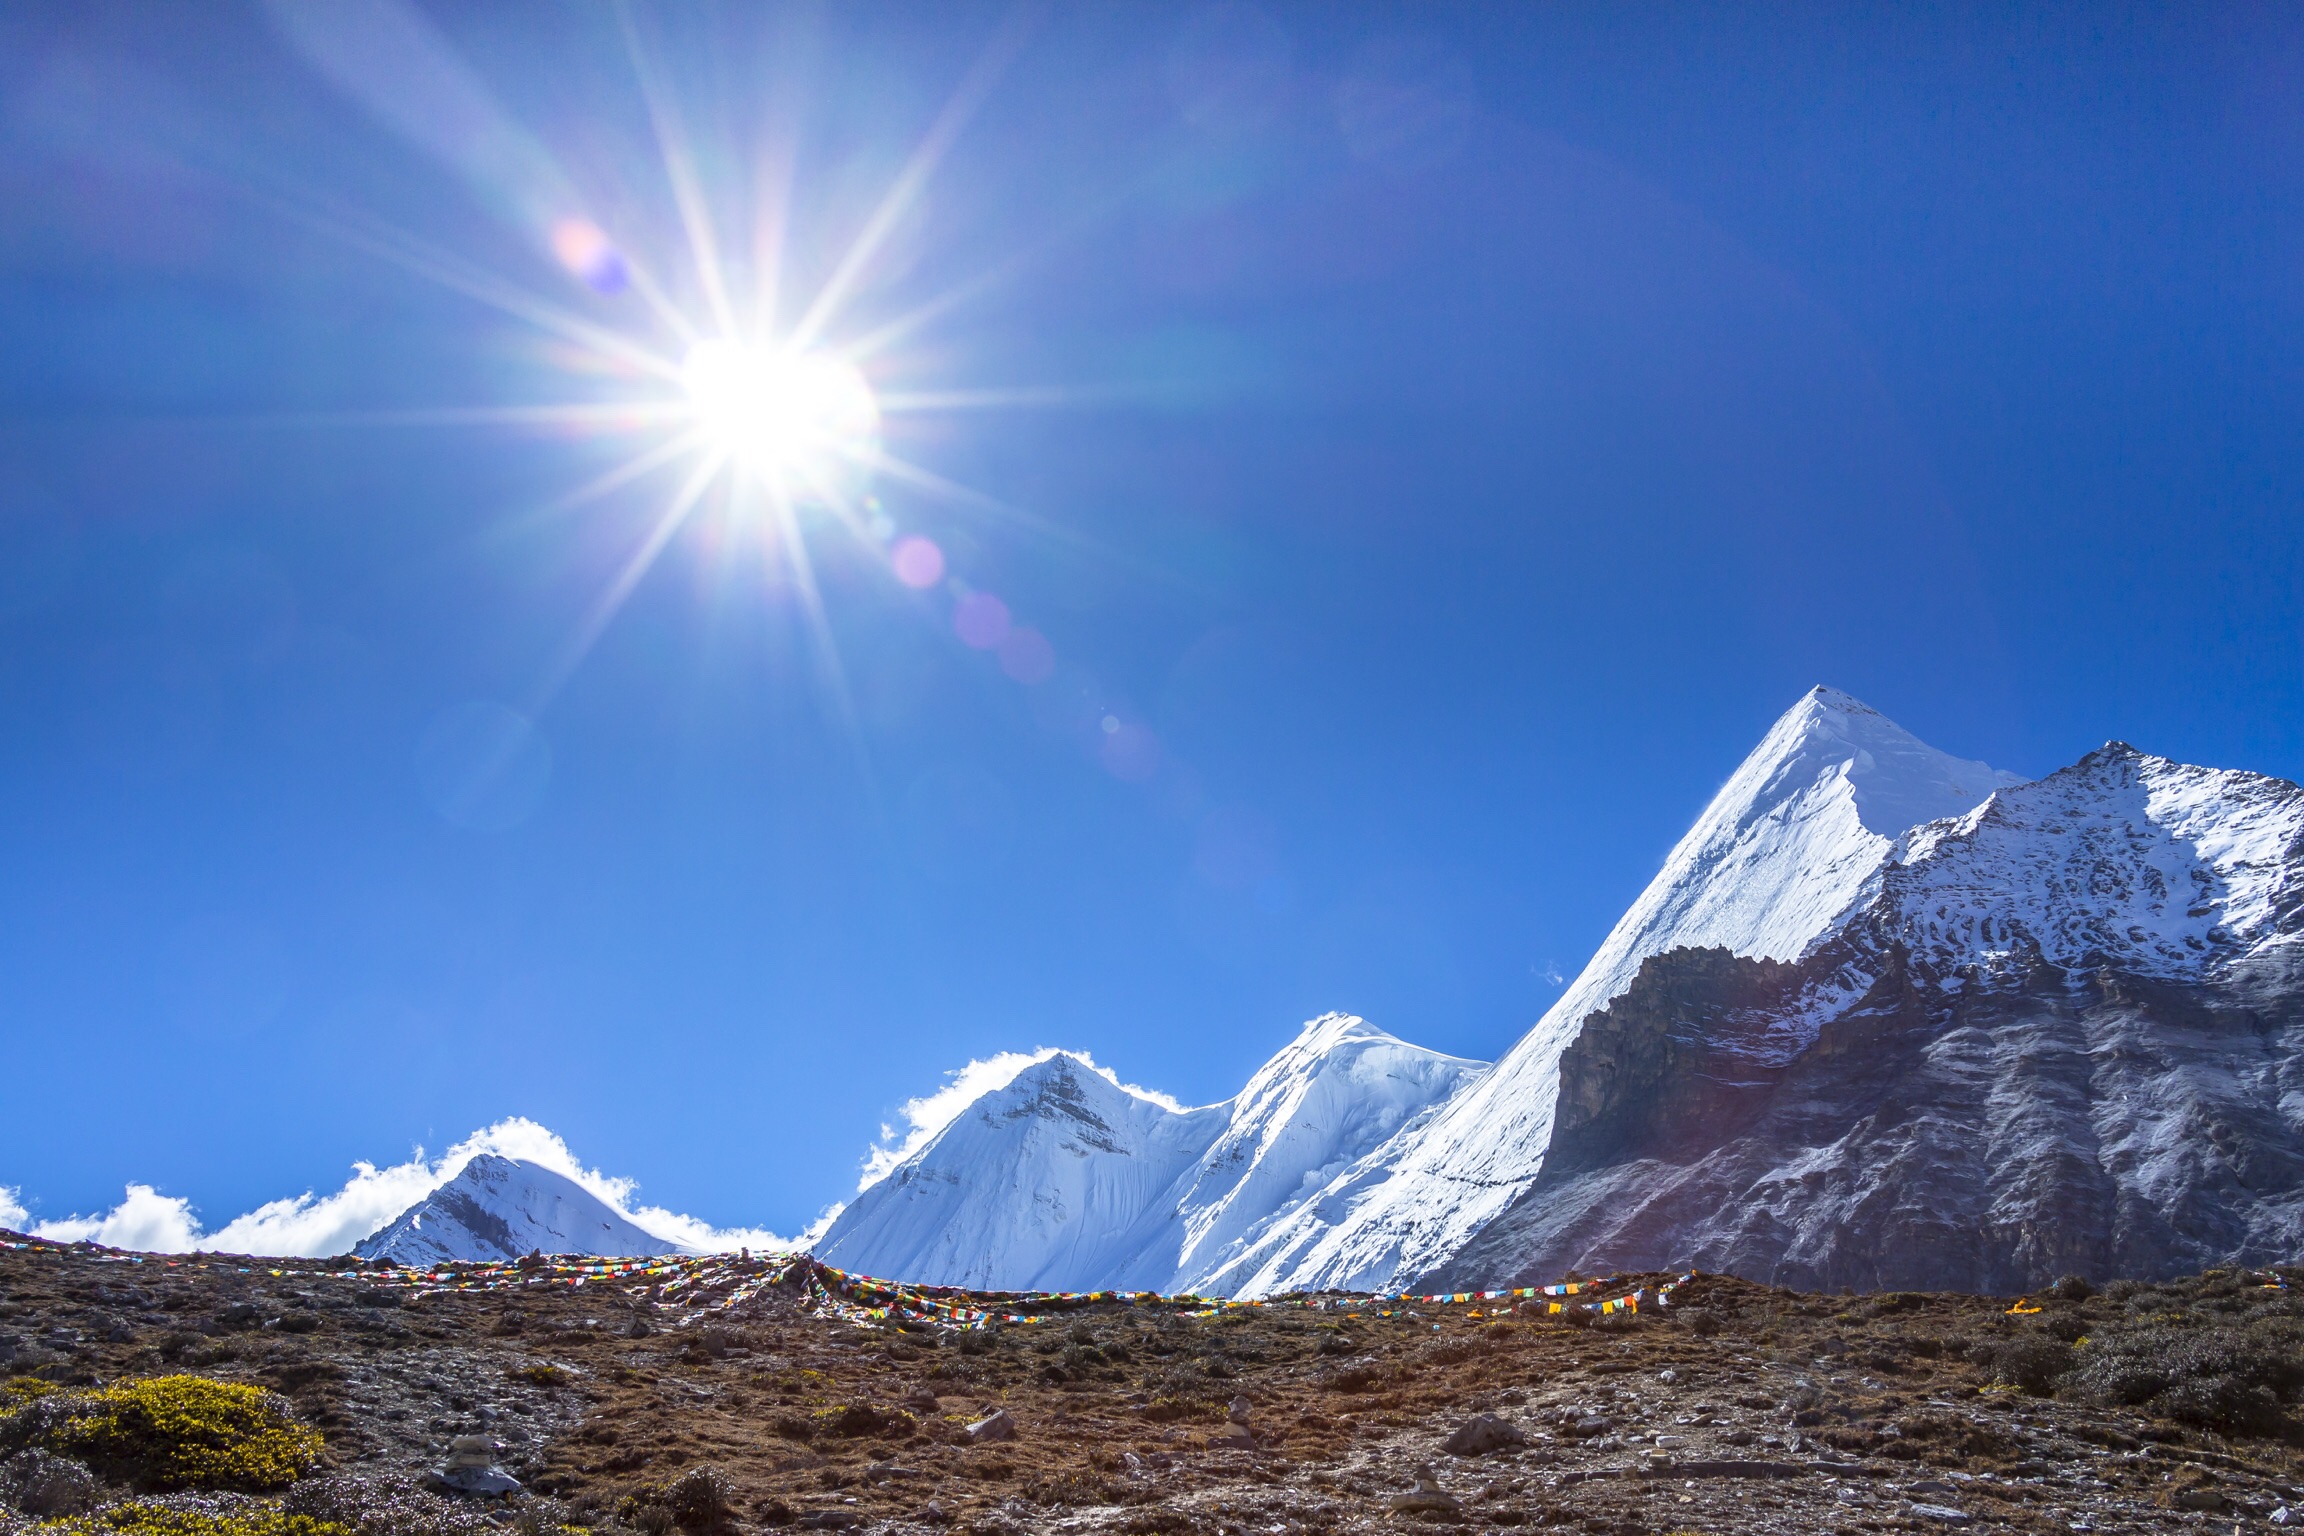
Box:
[427,1434,523,1497]
[1909,1505,1972,1526]
[1443,1414,1527,1456]
[1388,1464,1464,1516]
[964,1408,1016,1445]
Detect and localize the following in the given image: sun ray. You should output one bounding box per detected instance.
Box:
[854,444,1105,556]
[234,403,692,432]
[253,186,683,384]
[502,427,720,542]
[616,0,743,341]
[786,6,1039,354]
[747,123,801,349]
[526,447,728,715]
[764,480,885,814]
[873,386,1117,413]
[842,182,1131,365]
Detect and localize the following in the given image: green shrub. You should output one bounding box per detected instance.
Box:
[618,1467,732,1534]
[8,1377,323,1491]
[1991,1336,2074,1395]
[36,1497,349,1536]
[2061,1319,2304,1435]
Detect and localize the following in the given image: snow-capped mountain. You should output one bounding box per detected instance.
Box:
[1427,738,2304,1292]
[810,1015,1486,1293]
[1213,686,2027,1294]
[813,688,2304,1294]
[352,1154,687,1264]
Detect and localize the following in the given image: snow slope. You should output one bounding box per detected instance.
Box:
[1425,741,2304,1292]
[1220,687,2026,1295]
[1876,743,2304,981]
[353,1154,688,1264]
[810,1015,1487,1293]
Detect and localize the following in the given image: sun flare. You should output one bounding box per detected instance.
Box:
[679,339,880,498]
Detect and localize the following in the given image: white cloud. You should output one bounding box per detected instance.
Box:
[7,1117,809,1258]
[30,1184,205,1252]
[857,1047,1187,1191]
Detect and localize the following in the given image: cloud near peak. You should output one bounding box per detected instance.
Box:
[2,1118,829,1258]
[857,1047,1186,1191]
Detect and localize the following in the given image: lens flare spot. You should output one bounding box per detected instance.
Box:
[953,591,1011,650]
[549,218,630,294]
[997,625,1055,684]
[1100,719,1162,782]
[891,535,945,589]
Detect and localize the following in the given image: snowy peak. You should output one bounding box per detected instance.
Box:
[978,1054,1167,1153]
[1172,1015,1486,1281]
[811,1054,1222,1292]
[1877,742,2304,980]
[351,1154,686,1265]
[1204,688,2027,1296]
[810,1020,1487,1294]
[1620,686,2026,983]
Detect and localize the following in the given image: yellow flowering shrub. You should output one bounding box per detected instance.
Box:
[14,1376,323,1491]
[38,1500,350,1536]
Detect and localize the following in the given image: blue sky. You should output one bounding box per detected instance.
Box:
[3,1,2301,1244]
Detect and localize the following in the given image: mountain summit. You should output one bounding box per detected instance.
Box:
[811,1017,1487,1292]
[1427,735,2304,1292]
[815,689,2304,1294]
[1204,686,2028,1294]
[353,1154,686,1265]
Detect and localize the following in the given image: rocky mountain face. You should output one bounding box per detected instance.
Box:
[810,1015,1487,1293]
[813,689,2304,1296]
[1213,687,2028,1295]
[352,1154,685,1264]
[1427,742,2304,1292]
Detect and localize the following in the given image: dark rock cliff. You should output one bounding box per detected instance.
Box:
[1421,940,2304,1293]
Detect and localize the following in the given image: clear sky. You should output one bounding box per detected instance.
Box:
[4,2,2301,1243]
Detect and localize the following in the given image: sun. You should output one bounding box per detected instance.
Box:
[679,339,881,498]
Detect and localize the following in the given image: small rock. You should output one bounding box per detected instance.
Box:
[1389,1464,1464,1516]
[1657,1368,1679,1385]
[2269,1506,2294,1527]
[964,1408,1016,1444]
[1909,1504,1971,1525]
[1443,1414,1528,1457]
[914,1503,951,1525]
[428,1435,522,1497]
[1227,1395,1253,1425]
[4,1450,99,1517]
[2171,1488,2226,1512]
[905,1384,939,1410]
[795,1514,861,1531]
[429,1464,523,1497]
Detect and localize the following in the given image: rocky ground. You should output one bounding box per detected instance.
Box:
[6,1237,2304,1535]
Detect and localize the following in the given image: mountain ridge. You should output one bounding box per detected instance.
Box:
[811,688,2304,1297]
[352,1154,687,1265]
[810,1015,1487,1293]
